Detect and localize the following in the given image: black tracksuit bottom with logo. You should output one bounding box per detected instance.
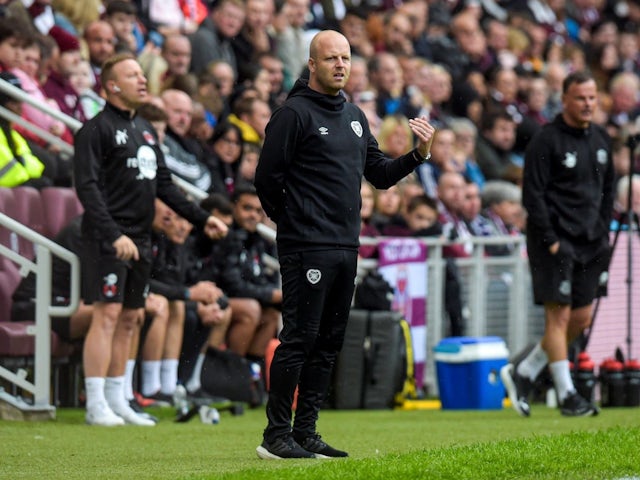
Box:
[263,249,358,443]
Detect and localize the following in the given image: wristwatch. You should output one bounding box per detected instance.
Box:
[423,152,432,162]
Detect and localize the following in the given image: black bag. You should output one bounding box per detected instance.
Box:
[199,348,262,407]
[331,309,415,409]
[353,270,394,311]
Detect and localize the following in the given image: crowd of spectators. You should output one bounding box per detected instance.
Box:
[2,0,640,415]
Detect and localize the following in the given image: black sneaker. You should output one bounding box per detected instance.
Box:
[256,436,315,460]
[500,363,533,417]
[560,391,600,417]
[128,399,159,423]
[296,434,348,458]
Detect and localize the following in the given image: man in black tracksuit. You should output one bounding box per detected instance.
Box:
[501,71,614,418]
[253,30,437,459]
[74,53,227,427]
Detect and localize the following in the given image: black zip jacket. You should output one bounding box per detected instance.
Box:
[204,225,279,304]
[254,79,422,254]
[523,114,614,259]
[74,102,209,243]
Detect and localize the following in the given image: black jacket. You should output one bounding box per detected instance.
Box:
[254,79,422,254]
[523,114,614,260]
[203,225,278,304]
[74,102,209,243]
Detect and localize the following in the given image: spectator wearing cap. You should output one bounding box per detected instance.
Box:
[0,71,50,188]
[42,26,85,122]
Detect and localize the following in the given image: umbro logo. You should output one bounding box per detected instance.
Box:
[319,127,329,135]
[115,129,128,145]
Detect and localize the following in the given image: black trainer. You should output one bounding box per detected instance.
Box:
[256,436,315,460]
[296,434,348,458]
[500,363,533,417]
[560,391,600,417]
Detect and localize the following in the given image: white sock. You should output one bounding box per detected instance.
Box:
[516,343,548,381]
[124,360,136,401]
[104,376,128,412]
[549,360,575,403]
[160,359,179,395]
[85,377,106,411]
[186,353,205,393]
[141,360,162,397]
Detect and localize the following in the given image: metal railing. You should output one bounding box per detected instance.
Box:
[359,234,534,394]
[0,213,80,412]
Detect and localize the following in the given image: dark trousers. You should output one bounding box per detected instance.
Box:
[263,249,357,443]
[178,303,210,384]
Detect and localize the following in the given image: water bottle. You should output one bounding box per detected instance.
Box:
[199,405,220,424]
[173,384,190,416]
[573,352,596,403]
[624,359,640,407]
[599,359,625,407]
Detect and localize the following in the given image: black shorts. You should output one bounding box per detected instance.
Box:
[81,236,152,309]
[527,237,609,308]
[11,299,72,342]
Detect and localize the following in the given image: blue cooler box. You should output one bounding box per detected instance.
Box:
[434,336,509,410]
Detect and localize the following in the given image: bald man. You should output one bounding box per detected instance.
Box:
[254,30,436,459]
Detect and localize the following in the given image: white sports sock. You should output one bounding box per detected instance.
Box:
[549,360,575,403]
[141,360,162,397]
[186,353,205,393]
[516,343,548,381]
[124,360,136,401]
[160,359,179,395]
[104,376,128,411]
[84,377,106,411]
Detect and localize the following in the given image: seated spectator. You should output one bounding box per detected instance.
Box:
[370,184,402,233]
[200,184,281,370]
[359,179,379,259]
[42,26,86,122]
[479,180,523,256]
[449,117,485,189]
[205,121,244,197]
[415,126,457,199]
[145,199,231,403]
[475,108,522,185]
[226,96,271,145]
[377,114,414,158]
[382,193,441,238]
[69,58,105,119]
[104,0,139,53]
[83,20,116,94]
[462,180,492,237]
[139,33,194,96]
[0,71,50,188]
[0,17,21,72]
[11,33,74,148]
[237,141,261,185]
[160,88,214,192]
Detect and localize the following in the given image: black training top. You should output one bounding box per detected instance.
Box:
[74,102,209,243]
[523,114,614,258]
[254,79,422,255]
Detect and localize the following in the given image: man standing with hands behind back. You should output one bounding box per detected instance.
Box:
[74,53,228,427]
[501,71,614,418]
[254,30,436,459]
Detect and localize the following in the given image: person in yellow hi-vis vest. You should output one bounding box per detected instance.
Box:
[0,71,48,188]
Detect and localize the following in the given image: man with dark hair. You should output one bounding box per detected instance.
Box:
[254,30,435,459]
[501,71,614,417]
[475,108,520,183]
[74,52,227,426]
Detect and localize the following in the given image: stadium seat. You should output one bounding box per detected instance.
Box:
[12,186,47,258]
[40,187,83,238]
[0,187,19,252]
[0,258,20,322]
